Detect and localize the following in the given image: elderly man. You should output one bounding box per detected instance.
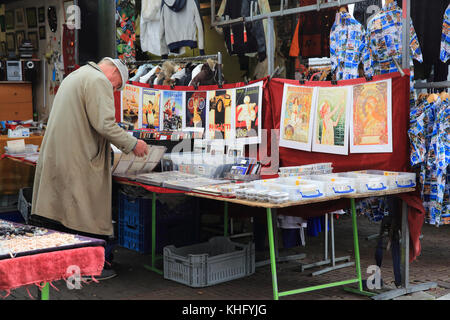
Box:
[31,58,148,280]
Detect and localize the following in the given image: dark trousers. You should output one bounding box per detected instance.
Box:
[29,215,116,266]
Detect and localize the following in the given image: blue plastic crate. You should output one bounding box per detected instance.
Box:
[117,193,200,254]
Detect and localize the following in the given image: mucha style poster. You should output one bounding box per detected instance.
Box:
[207,89,235,141]
[184,91,207,133]
[351,79,392,153]
[160,90,185,131]
[121,84,142,129]
[312,86,351,155]
[141,88,160,129]
[235,81,263,145]
[279,84,317,151]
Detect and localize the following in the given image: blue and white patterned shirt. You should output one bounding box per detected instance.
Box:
[366,1,423,75]
[440,4,450,63]
[330,11,372,80]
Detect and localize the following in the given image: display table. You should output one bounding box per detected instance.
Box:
[113,175,423,299]
[0,135,42,195]
[0,219,106,300]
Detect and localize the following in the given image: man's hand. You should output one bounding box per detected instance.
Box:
[133,139,149,158]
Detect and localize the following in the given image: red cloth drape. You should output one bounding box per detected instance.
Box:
[0,246,104,292]
[263,71,423,261]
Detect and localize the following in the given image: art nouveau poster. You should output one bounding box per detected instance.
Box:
[350,79,392,153]
[184,91,208,133]
[121,84,142,129]
[141,88,161,129]
[207,89,235,142]
[160,90,185,131]
[279,84,317,151]
[235,81,263,145]
[312,86,351,155]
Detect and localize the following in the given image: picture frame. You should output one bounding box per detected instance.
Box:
[6,33,16,51]
[39,26,46,40]
[15,8,25,28]
[26,7,38,29]
[28,31,39,51]
[15,30,25,49]
[5,10,14,30]
[38,7,45,23]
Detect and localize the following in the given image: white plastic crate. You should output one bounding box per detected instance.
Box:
[302,174,357,196]
[352,170,416,189]
[333,172,389,193]
[163,237,255,288]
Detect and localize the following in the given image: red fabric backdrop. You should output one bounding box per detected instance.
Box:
[114,72,424,261]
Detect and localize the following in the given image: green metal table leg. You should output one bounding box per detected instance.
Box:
[144,192,163,275]
[40,282,49,300]
[343,198,376,297]
[224,202,229,237]
[266,208,279,300]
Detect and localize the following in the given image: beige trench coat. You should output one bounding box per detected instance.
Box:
[31,62,137,236]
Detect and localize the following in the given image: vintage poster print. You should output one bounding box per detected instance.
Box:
[235,81,263,144]
[184,91,207,133]
[160,90,185,131]
[141,88,160,129]
[279,84,317,151]
[350,79,392,153]
[121,84,142,129]
[312,86,351,155]
[207,89,235,141]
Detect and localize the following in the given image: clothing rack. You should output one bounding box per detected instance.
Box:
[211,0,411,75]
[128,52,224,86]
[414,81,450,90]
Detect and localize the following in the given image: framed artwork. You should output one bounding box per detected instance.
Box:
[207,89,235,141]
[6,33,15,51]
[0,15,5,32]
[235,81,263,145]
[160,90,185,132]
[350,79,393,153]
[312,86,351,155]
[279,84,317,151]
[141,88,161,130]
[121,84,142,129]
[28,31,38,51]
[5,10,14,30]
[38,7,46,23]
[15,8,25,28]
[26,7,38,29]
[184,91,207,133]
[39,26,46,40]
[15,30,25,49]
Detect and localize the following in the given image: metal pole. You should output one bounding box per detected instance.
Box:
[331,213,336,267]
[401,0,411,70]
[324,213,329,261]
[267,17,275,76]
[401,200,409,289]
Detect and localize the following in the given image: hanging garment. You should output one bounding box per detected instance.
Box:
[116,0,137,63]
[440,3,450,63]
[366,0,423,75]
[292,0,337,59]
[160,0,205,57]
[353,0,382,27]
[140,0,162,55]
[190,60,218,86]
[222,0,267,64]
[409,95,450,226]
[140,65,161,83]
[130,63,153,82]
[330,11,372,80]
[410,0,449,82]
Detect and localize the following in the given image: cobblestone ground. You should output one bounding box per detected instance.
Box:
[4,214,450,301]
